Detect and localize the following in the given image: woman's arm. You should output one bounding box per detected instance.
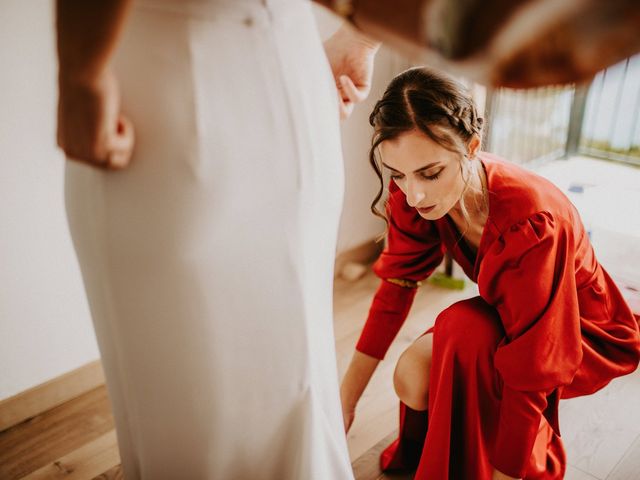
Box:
[56,0,133,83]
[478,212,581,477]
[314,0,425,60]
[56,0,135,169]
[340,350,381,432]
[313,0,640,88]
[313,0,424,41]
[343,184,443,430]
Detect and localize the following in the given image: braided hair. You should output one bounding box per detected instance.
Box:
[368,67,485,230]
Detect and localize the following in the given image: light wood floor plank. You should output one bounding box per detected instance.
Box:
[0,361,105,433]
[348,402,398,461]
[23,431,119,480]
[351,430,416,480]
[0,387,114,480]
[352,431,397,480]
[92,464,123,480]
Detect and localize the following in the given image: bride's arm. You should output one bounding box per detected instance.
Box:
[56,0,135,169]
[56,0,133,84]
[313,0,640,88]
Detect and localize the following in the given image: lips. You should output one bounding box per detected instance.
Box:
[417,205,436,214]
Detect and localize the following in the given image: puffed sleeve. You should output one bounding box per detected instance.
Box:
[355,183,445,360]
[478,211,583,478]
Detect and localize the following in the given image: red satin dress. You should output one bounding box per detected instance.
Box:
[355,153,640,479]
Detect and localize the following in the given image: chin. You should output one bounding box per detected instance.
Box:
[417,208,445,220]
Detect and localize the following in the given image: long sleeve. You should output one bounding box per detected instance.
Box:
[356,183,445,360]
[478,211,583,477]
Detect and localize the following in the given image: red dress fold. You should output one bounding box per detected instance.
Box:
[356,154,640,479]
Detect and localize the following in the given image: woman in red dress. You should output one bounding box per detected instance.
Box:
[340,67,640,480]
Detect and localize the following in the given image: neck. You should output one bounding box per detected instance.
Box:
[449,158,488,229]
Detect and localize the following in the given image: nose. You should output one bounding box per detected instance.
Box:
[406,179,426,207]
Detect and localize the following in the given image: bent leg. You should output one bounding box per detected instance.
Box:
[383,296,566,479]
[417,296,504,480]
[382,297,503,476]
[415,296,565,480]
[394,333,433,411]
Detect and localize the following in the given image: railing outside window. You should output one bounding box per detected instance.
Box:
[484,54,640,168]
[579,55,640,167]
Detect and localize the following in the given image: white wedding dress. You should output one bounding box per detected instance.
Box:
[64,1,353,478]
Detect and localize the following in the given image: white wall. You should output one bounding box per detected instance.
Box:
[0,3,408,401]
[0,1,100,400]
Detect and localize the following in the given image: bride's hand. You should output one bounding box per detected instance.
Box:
[57,69,135,170]
[323,25,380,120]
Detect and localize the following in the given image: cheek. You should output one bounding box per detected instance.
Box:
[446,168,466,195]
[437,171,459,195]
[437,169,465,205]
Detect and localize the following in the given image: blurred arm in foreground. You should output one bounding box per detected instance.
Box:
[315,0,640,88]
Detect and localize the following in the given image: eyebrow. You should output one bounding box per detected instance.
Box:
[381,161,441,174]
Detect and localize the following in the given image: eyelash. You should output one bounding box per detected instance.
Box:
[390,170,443,181]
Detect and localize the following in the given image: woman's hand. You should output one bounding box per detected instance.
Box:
[339,350,382,434]
[56,0,134,169]
[323,25,380,120]
[57,68,135,170]
[340,388,357,433]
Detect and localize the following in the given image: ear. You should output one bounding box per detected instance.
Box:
[467,134,481,158]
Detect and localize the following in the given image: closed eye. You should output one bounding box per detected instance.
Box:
[391,168,444,181]
[420,169,443,181]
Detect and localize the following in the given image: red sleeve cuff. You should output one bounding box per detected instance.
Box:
[355,280,418,360]
[491,385,549,477]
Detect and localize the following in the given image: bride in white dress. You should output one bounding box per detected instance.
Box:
[57,0,378,478]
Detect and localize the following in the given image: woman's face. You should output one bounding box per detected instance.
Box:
[379,129,468,220]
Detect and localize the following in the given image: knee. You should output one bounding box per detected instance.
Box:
[433,297,503,361]
[393,334,432,411]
